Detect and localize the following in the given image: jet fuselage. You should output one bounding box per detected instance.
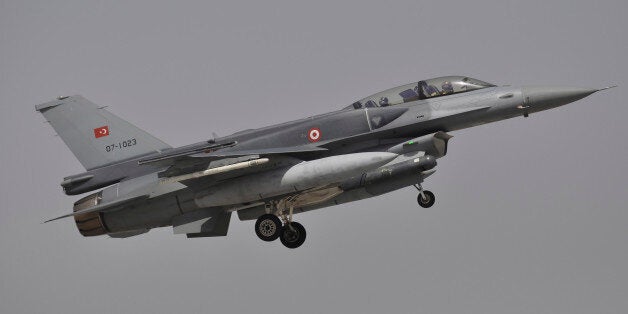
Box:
[37,75,608,246]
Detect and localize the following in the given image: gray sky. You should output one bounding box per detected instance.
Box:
[1,0,627,313]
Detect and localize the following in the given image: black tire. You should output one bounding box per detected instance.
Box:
[417,190,435,208]
[255,214,282,241]
[279,222,306,249]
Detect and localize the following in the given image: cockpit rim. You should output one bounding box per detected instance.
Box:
[346,75,496,110]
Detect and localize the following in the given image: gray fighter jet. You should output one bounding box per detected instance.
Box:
[36,76,614,248]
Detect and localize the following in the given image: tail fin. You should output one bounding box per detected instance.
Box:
[36,95,171,170]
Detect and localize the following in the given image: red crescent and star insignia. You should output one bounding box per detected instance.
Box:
[307,127,321,142]
[94,125,109,138]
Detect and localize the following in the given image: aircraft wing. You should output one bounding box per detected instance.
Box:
[195,145,328,158]
[140,142,328,181]
[139,142,327,166]
[137,141,238,166]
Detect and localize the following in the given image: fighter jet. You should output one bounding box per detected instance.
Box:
[36,76,614,248]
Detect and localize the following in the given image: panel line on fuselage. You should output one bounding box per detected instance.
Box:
[364,108,373,131]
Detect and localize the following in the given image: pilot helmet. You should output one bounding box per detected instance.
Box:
[379,97,389,106]
[442,81,454,94]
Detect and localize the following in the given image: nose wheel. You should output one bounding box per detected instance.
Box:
[414,184,436,208]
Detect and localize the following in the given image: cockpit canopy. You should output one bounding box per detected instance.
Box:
[349,76,495,109]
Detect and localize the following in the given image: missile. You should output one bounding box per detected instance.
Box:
[195,152,398,207]
[159,158,270,184]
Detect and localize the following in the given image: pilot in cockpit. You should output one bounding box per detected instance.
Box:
[419,81,440,97]
[441,81,454,95]
[379,96,389,107]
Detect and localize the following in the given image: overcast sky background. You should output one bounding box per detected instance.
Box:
[1,1,627,313]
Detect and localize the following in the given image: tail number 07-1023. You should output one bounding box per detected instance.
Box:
[105,138,137,152]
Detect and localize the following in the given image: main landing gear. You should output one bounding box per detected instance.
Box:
[254,202,306,249]
[414,184,435,208]
[279,221,306,249]
[255,214,282,242]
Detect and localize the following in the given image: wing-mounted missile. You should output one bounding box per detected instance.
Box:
[388,131,453,158]
[159,158,271,185]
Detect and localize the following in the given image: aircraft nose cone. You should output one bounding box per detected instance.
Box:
[523,86,598,111]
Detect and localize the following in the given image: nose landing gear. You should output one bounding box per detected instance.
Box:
[414,184,436,208]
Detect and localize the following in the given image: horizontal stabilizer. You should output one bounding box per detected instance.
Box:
[43,194,149,223]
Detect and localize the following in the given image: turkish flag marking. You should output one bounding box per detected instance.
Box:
[94,126,109,138]
[307,127,321,142]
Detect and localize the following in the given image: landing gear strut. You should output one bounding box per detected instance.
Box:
[254,201,307,248]
[414,184,435,208]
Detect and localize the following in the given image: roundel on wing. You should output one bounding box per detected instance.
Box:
[307,127,321,142]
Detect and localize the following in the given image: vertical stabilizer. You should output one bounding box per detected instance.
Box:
[36,95,171,170]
